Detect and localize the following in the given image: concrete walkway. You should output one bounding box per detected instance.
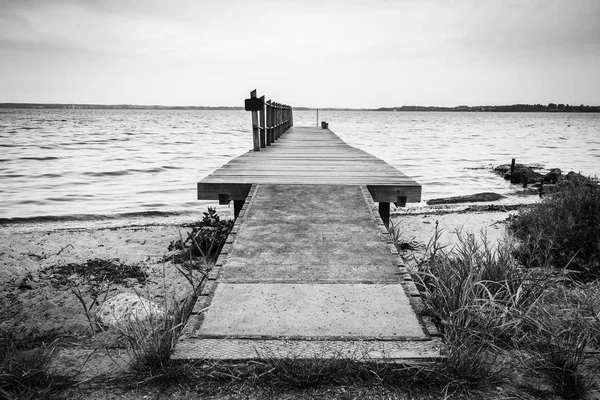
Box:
[173,184,442,361]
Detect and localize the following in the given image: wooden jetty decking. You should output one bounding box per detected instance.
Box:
[198,126,421,226]
[173,115,442,361]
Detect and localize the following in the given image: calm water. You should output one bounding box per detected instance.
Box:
[1,109,599,226]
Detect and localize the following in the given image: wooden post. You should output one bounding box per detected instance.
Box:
[316,108,319,127]
[395,196,407,208]
[290,106,293,127]
[379,202,390,228]
[259,95,266,148]
[271,102,277,143]
[266,100,272,146]
[510,158,516,183]
[234,200,245,220]
[275,103,281,139]
[251,90,260,151]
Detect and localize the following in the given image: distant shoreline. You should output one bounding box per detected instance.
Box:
[1,103,599,112]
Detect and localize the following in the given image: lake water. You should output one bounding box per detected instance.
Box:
[1,109,599,227]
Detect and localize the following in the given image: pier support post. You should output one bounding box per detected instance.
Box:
[395,196,407,208]
[379,202,390,228]
[234,200,245,220]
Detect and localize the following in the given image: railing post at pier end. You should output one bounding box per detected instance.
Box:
[250,90,260,151]
[266,100,272,146]
[259,95,266,148]
[275,102,280,140]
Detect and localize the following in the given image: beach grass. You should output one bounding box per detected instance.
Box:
[0,337,76,400]
[509,176,600,281]
[3,197,600,399]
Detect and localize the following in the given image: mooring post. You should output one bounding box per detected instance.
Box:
[510,158,516,183]
[379,202,390,228]
[259,95,266,148]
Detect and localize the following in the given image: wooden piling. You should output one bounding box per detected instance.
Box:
[510,158,516,183]
[266,100,272,146]
[251,90,260,151]
[379,202,390,228]
[259,95,266,148]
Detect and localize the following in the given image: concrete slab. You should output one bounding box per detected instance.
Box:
[221,184,398,283]
[197,283,428,340]
[246,184,373,222]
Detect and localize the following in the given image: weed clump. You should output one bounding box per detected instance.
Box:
[410,224,600,397]
[0,338,75,399]
[41,258,147,289]
[509,176,600,280]
[168,207,234,263]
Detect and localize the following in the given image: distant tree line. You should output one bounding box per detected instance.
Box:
[375,103,600,112]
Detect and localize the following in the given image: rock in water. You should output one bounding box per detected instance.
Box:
[505,166,543,184]
[97,293,166,328]
[543,168,562,184]
[427,192,506,205]
[565,171,593,186]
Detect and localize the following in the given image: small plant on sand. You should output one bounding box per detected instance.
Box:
[168,207,234,264]
[388,219,423,264]
[509,176,600,280]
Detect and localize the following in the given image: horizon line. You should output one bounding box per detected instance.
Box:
[1,102,599,110]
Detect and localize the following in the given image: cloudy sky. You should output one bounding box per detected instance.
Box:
[1,0,598,108]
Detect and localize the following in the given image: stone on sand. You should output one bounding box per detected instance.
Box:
[97,292,166,328]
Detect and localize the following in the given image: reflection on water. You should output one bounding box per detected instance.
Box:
[1,109,599,223]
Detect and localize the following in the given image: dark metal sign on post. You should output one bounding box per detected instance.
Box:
[244,96,264,111]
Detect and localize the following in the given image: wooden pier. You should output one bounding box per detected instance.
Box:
[173,92,441,361]
[197,126,421,226]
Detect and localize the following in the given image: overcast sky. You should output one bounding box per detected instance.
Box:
[1,0,599,108]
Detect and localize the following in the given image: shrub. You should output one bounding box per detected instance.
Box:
[169,207,234,263]
[509,177,600,280]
